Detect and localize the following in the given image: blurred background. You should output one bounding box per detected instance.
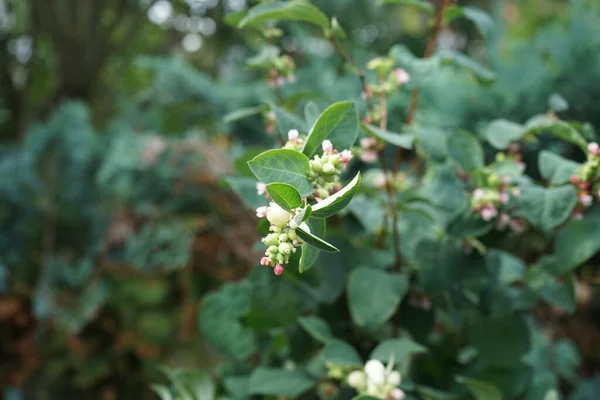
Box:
[2,0,600,398]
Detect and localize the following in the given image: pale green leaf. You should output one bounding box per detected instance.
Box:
[323,340,363,367]
[538,151,580,185]
[298,315,335,343]
[302,101,359,158]
[247,368,316,398]
[447,130,484,171]
[239,1,330,29]
[297,222,339,252]
[518,185,577,231]
[363,123,414,149]
[484,119,525,150]
[304,101,320,126]
[298,218,324,272]
[370,338,427,363]
[555,209,600,272]
[248,149,313,196]
[266,183,302,212]
[311,172,361,218]
[439,49,496,85]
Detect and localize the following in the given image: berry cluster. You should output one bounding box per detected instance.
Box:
[255,202,304,275]
[345,360,405,400]
[307,140,352,201]
[570,142,600,219]
[471,174,520,222]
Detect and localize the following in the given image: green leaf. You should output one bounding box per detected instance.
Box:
[447,130,484,171]
[456,376,503,400]
[426,163,469,219]
[518,185,577,231]
[223,106,264,123]
[549,93,569,112]
[150,385,173,400]
[297,222,339,252]
[247,368,316,398]
[239,1,330,29]
[445,6,495,39]
[311,172,361,218]
[198,281,257,360]
[539,273,576,314]
[380,0,435,14]
[469,315,530,367]
[294,204,312,226]
[363,123,414,149]
[234,148,264,177]
[177,371,216,400]
[302,101,359,158]
[487,250,525,285]
[266,183,302,212]
[415,238,473,294]
[223,176,265,210]
[484,119,525,150]
[299,218,324,273]
[304,101,320,126]
[347,267,408,327]
[298,315,335,343]
[370,338,427,363]
[439,49,496,85]
[555,209,600,272]
[538,151,580,185]
[248,149,313,196]
[271,103,309,137]
[323,340,363,367]
[526,116,588,152]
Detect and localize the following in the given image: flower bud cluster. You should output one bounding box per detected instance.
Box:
[256,202,303,275]
[363,56,410,99]
[569,142,600,219]
[267,55,296,88]
[471,174,520,223]
[346,360,405,400]
[495,144,526,173]
[307,140,352,201]
[364,169,408,192]
[262,110,276,134]
[359,137,381,163]
[282,129,305,152]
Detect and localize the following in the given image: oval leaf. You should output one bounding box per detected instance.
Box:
[538,150,580,185]
[311,172,361,218]
[248,149,313,196]
[248,368,316,398]
[555,209,600,272]
[239,1,330,29]
[370,338,427,363]
[323,340,362,367]
[484,119,526,150]
[297,222,339,253]
[298,315,334,343]
[456,376,502,400]
[302,101,359,158]
[266,183,302,212]
[518,185,577,232]
[298,218,324,273]
[447,130,484,171]
[363,123,414,149]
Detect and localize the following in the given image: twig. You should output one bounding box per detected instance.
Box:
[393,0,451,171]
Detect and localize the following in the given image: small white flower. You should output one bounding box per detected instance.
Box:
[394,68,410,85]
[364,360,386,385]
[499,192,509,204]
[361,151,378,163]
[340,149,353,164]
[322,140,334,154]
[288,129,299,141]
[481,205,498,221]
[588,142,600,155]
[390,388,406,400]
[256,206,268,218]
[360,137,377,149]
[580,194,593,207]
[256,182,267,196]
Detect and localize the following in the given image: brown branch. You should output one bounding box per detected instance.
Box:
[393,0,451,171]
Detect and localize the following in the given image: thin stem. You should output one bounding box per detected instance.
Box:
[393,0,451,171]
[330,37,369,94]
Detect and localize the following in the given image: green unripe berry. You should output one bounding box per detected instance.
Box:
[276,253,285,263]
[311,159,323,172]
[317,188,329,199]
[263,233,279,246]
[278,242,292,255]
[288,229,297,240]
[488,174,500,186]
[268,245,279,254]
[278,234,288,243]
[322,162,335,175]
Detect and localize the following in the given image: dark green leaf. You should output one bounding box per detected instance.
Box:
[311,172,361,218]
[363,123,414,149]
[380,0,435,14]
[297,222,339,253]
[439,49,496,85]
[323,340,363,367]
[538,151,580,185]
[302,101,359,158]
[247,368,316,398]
[484,119,525,150]
[271,103,309,137]
[298,315,334,343]
[223,106,264,123]
[299,218,325,272]
[525,116,588,152]
[470,315,530,367]
[447,130,484,171]
[223,177,265,210]
[555,209,600,272]
[518,185,577,231]
[239,1,330,29]
[248,149,313,196]
[266,183,302,212]
[456,376,502,400]
[347,268,408,327]
[549,93,569,112]
[370,338,427,363]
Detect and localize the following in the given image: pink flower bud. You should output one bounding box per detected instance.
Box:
[256,206,268,218]
[570,175,580,185]
[360,151,378,163]
[580,194,593,207]
[322,140,334,154]
[273,264,284,275]
[472,188,485,201]
[499,192,509,204]
[481,205,498,221]
[333,184,342,192]
[340,149,353,164]
[579,182,590,190]
[390,388,406,400]
[573,210,583,220]
[260,257,271,266]
[394,68,410,85]
[360,137,377,149]
[288,129,299,142]
[588,142,600,155]
[256,182,267,196]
